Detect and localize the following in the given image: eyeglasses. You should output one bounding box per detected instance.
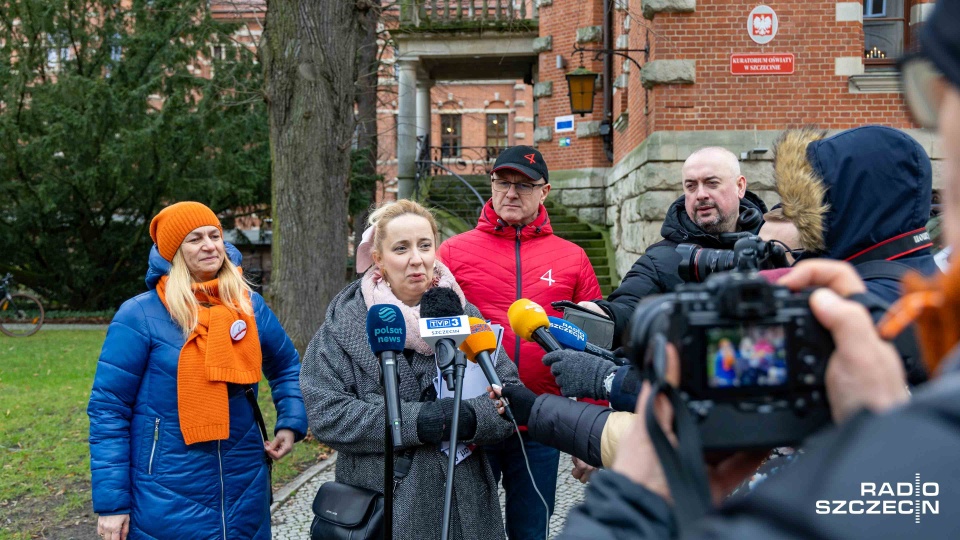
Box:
[491,179,547,194]
[899,53,948,129]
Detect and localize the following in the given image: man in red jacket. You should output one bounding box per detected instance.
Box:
[438,145,602,540]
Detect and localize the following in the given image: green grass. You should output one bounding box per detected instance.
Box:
[0,330,328,540]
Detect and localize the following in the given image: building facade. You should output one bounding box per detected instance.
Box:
[387,0,941,278]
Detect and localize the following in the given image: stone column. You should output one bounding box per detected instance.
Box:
[416,80,434,144]
[397,59,418,200]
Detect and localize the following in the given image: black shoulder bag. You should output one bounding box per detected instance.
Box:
[309,450,413,540]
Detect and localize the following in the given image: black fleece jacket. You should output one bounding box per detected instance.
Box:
[596,192,767,345]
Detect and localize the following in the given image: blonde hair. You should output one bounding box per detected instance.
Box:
[368,199,439,256]
[165,248,254,335]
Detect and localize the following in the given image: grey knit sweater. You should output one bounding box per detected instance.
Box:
[300,281,521,540]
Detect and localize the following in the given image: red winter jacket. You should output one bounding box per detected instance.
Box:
[438,200,602,396]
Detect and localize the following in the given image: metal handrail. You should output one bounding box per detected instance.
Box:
[416,160,486,210]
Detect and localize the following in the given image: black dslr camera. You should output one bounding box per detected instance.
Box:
[626,243,833,450]
[677,233,791,283]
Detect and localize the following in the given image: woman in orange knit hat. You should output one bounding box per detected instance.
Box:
[88,201,307,540]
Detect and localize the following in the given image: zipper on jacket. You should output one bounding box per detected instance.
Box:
[514,227,523,368]
[147,418,159,475]
[218,440,227,540]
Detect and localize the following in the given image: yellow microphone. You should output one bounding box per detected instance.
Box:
[460,317,514,422]
[507,299,563,353]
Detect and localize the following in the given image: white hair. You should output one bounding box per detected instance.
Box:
[684,147,742,178]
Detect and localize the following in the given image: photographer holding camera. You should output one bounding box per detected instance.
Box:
[579,147,767,344]
[555,1,960,536]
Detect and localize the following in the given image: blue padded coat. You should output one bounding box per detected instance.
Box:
[87,244,308,539]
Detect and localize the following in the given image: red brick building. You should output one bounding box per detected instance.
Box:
[213,0,941,283]
[386,0,941,278]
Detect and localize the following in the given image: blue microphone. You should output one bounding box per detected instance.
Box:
[367,304,406,449]
[547,316,619,363]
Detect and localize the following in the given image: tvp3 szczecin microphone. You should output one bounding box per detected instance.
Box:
[420,287,471,390]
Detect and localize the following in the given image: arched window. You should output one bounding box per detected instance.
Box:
[486,114,508,159]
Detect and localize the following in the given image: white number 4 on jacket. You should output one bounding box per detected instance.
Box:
[540,269,555,286]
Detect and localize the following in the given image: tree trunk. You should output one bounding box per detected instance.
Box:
[263,0,361,351]
[353,0,382,255]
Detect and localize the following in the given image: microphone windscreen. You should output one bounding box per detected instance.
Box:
[508,299,550,341]
[547,316,587,352]
[461,316,497,362]
[420,287,464,318]
[366,304,406,354]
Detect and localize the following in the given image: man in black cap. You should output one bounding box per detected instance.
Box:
[556,1,960,538]
[439,145,602,540]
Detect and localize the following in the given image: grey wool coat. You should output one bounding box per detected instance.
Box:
[300,280,521,540]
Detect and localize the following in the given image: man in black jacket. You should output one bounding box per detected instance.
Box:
[556,0,960,537]
[581,147,767,344]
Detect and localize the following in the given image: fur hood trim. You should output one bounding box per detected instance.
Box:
[772,128,830,252]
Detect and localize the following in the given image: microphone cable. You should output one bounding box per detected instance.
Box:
[508,414,551,540]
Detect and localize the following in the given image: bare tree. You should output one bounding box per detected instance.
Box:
[262,0,367,350]
[352,0,383,251]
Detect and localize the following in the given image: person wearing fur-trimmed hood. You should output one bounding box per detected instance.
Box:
[771,125,940,303]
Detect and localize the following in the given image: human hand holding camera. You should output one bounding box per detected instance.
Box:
[613,259,911,506]
[611,345,768,505]
[779,260,910,423]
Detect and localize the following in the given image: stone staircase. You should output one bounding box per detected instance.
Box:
[422,174,617,297]
[544,200,617,298]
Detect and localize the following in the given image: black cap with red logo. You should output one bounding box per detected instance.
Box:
[491,145,549,183]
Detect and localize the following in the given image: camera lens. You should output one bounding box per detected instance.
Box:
[678,244,738,282]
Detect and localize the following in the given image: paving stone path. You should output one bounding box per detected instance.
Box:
[271,452,586,539]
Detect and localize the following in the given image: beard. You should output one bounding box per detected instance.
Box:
[694,203,734,235]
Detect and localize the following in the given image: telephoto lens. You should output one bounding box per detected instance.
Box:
[676,244,737,283]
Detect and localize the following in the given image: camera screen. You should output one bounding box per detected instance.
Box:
[706,324,788,388]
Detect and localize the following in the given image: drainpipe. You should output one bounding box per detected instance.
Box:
[602,0,614,162]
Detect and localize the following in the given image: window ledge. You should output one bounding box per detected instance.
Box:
[848,71,901,93]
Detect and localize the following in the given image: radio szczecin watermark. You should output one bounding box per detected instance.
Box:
[816,474,939,524]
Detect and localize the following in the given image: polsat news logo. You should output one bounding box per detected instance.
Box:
[816,474,940,524]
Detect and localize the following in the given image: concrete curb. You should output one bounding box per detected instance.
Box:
[270,453,338,513]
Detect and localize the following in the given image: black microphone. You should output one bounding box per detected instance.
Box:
[420,287,469,391]
[366,304,406,449]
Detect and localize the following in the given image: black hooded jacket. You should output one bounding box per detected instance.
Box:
[596,192,767,344]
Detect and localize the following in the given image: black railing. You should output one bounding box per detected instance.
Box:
[421,145,504,176]
[415,137,488,228]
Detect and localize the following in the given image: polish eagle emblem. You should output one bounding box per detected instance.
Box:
[752,14,773,36]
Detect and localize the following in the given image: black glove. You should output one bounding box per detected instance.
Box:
[416,398,477,444]
[542,349,617,399]
[500,384,537,426]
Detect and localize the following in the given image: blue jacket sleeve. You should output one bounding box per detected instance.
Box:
[254,293,308,441]
[87,298,151,516]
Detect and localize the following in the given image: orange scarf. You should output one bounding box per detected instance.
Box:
[879,260,960,375]
[156,276,262,445]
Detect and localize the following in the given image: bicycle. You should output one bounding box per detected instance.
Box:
[0,273,45,337]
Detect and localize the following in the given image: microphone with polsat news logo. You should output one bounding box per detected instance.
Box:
[366,304,406,449]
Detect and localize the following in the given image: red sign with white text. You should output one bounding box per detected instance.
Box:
[730,54,795,75]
